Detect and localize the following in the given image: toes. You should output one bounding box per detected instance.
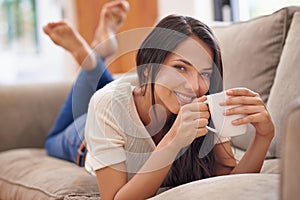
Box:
[43,25,51,35]
[120,0,130,12]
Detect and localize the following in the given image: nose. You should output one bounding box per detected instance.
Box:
[185,72,208,97]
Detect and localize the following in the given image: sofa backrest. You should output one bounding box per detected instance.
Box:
[213,7,292,103]
[0,82,72,151]
[280,97,300,200]
[267,11,300,158]
[212,6,300,158]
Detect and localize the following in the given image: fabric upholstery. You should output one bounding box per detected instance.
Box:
[149,174,279,200]
[0,82,71,151]
[0,149,99,200]
[267,12,300,158]
[261,159,280,174]
[213,7,288,103]
[213,7,300,152]
[232,147,280,174]
[280,97,300,200]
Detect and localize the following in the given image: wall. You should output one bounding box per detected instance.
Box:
[75,0,158,74]
[157,0,214,24]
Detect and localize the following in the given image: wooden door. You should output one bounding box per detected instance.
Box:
[75,0,158,74]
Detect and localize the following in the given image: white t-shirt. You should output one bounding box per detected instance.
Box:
[84,73,230,177]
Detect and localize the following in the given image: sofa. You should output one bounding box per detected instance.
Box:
[1,6,300,200]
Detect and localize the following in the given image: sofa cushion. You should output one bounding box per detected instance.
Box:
[213,7,288,103]
[149,174,279,200]
[0,82,71,152]
[267,12,300,158]
[261,159,280,174]
[0,149,99,200]
[212,7,300,151]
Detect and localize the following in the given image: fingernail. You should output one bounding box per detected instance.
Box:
[232,120,238,125]
[199,96,207,102]
[219,101,226,106]
[227,90,233,95]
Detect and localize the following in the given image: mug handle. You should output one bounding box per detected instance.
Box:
[206,126,218,133]
[204,99,218,133]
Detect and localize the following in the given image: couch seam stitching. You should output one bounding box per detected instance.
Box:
[0,176,64,199]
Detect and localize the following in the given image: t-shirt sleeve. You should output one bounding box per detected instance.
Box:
[85,92,127,171]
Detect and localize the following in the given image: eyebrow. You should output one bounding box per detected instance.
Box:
[173,59,213,71]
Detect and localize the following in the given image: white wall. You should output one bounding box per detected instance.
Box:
[157,0,214,25]
[36,0,79,83]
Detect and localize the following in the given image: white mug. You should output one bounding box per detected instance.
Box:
[204,91,247,137]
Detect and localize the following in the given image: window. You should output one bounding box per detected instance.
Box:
[0,0,75,84]
[0,0,38,54]
[213,0,300,22]
[213,0,240,22]
[241,0,300,21]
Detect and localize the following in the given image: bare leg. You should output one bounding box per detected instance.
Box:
[43,0,129,70]
[43,21,96,70]
[91,0,130,58]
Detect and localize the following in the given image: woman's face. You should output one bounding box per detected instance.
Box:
[154,35,214,114]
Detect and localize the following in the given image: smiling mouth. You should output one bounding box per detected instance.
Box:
[174,91,196,105]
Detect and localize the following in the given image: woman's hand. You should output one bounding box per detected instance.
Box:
[221,88,274,139]
[167,96,210,148]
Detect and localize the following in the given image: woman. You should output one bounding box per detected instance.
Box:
[44,1,274,199]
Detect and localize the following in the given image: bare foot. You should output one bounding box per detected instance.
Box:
[43,21,96,70]
[91,0,130,58]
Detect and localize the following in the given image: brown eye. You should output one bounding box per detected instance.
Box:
[175,65,186,71]
[200,72,212,78]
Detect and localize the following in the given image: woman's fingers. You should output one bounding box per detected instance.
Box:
[185,111,210,120]
[185,99,209,112]
[231,111,271,125]
[189,119,209,139]
[196,128,209,138]
[219,89,265,120]
[220,96,263,106]
[224,105,266,116]
[194,118,209,128]
[226,87,259,97]
[219,89,269,126]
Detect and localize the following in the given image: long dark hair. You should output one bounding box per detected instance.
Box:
[136,15,223,187]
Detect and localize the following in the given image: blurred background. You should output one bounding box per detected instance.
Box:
[0,0,299,84]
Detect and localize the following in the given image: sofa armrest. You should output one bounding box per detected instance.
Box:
[280,97,300,200]
[0,82,72,152]
[150,174,279,200]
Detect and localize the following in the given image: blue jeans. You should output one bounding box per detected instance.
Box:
[45,57,113,166]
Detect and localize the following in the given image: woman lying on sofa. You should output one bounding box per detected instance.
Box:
[43,0,275,199]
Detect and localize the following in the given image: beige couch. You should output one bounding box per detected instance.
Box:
[1,6,300,200]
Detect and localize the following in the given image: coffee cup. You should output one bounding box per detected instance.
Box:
[204,91,247,137]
